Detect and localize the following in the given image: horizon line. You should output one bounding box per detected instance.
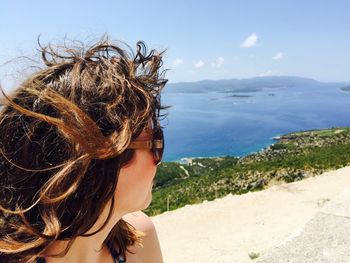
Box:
[167,75,350,85]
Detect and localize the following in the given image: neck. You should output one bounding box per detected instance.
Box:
[43,199,125,263]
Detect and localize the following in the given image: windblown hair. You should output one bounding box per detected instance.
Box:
[0,37,168,262]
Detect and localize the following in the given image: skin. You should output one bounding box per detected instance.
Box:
[122,211,163,263]
[43,120,163,263]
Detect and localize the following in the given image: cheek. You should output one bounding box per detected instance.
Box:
[114,155,157,212]
[132,149,158,183]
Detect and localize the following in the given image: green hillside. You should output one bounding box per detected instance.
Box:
[145,127,350,216]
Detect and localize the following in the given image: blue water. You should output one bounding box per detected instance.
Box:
[159,85,350,162]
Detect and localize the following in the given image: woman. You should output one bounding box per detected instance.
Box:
[0,37,168,262]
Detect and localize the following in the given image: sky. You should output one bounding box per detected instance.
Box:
[1,0,350,84]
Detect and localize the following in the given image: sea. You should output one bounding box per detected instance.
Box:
[159,85,350,162]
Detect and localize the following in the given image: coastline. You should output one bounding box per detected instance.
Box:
[169,126,350,164]
[176,155,228,165]
[148,126,350,216]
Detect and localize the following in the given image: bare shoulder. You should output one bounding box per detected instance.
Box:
[122,211,156,234]
[122,211,164,263]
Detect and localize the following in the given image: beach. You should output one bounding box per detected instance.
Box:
[152,166,350,262]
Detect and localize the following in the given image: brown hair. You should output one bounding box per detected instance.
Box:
[0,36,168,262]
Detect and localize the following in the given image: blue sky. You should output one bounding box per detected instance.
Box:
[1,0,350,83]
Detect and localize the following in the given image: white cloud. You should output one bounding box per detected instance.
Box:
[172,58,184,66]
[194,60,205,68]
[259,70,272,77]
[211,57,225,68]
[241,33,258,48]
[272,52,283,60]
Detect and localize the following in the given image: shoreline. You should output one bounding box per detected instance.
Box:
[166,126,350,164]
[148,126,350,216]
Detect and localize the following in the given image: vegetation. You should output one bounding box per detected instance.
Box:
[145,127,350,216]
[248,252,260,260]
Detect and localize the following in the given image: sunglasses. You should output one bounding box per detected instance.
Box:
[126,127,164,165]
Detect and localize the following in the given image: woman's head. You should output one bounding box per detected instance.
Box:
[0,37,168,262]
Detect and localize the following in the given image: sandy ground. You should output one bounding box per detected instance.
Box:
[152,166,350,263]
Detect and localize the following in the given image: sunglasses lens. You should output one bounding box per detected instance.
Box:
[153,128,164,165]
